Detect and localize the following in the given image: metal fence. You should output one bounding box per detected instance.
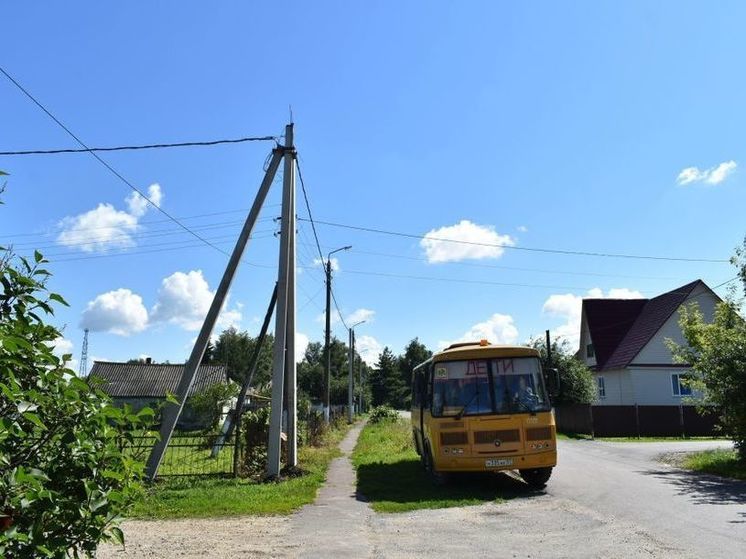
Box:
[554,404,720,438]
[130,430,240,477]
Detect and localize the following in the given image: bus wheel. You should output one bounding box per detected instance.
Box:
[519,467,552,488]
[424,444,449,486]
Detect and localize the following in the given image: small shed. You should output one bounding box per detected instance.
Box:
[88,360,229,430]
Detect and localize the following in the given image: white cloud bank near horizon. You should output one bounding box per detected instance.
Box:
[80,269,242,336]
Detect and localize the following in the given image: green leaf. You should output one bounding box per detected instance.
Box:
[34,250,43,263]
[109,526,125,545]
[49,293,69,306]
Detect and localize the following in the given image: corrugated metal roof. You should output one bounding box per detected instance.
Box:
[601,280,703,371]
[88,361,228,398]
[584,298,648,369]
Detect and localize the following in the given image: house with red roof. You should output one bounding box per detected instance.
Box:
[578,280,720,406]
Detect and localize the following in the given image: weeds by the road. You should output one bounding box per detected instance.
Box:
[557,433,727,443]
[682,448,746,480]
[352,418,533,513]
[129,423,350,518]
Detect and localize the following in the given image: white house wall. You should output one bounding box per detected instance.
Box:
[632,283,718,365]
[593,369,632,405]
[628,367,701,405]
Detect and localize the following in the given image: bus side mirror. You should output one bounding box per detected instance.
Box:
[544,367,560,398]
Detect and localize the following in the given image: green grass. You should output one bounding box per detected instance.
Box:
[681,448,746,480]
[352,418,533,513]
[129,425,349,518]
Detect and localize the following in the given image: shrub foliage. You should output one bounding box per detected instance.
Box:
[0,248,153,558]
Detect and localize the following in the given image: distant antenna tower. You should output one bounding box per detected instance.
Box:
[79,328,89,376]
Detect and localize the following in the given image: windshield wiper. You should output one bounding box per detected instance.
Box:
[454,390,481,420]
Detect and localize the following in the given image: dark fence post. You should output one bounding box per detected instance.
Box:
[679,403,685,438]
[634,404,640,439]
[232,411,242,477]
[589,405,595,439]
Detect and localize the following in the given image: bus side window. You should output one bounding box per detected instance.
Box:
[412,371,421,407]
[425,364,433,410]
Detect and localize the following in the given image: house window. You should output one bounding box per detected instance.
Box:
[586,343,595,358]
[596,376,606,399]
[672,373,692,397]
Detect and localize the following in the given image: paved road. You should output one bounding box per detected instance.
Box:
[101,426,746,558]
[549,438,745,557]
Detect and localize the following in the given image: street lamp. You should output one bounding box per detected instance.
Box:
[348,319,366,423]
[324,245,351,423]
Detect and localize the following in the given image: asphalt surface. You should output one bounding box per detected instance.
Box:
[101,423,746,558]
[548,438,745,557]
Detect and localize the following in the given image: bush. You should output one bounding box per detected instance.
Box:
[0,248,153,558]
[368,405,400,424]
[239,406,271,478]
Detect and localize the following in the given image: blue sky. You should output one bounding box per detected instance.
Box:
[2,1,744,371]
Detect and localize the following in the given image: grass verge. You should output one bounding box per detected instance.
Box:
[681,448,746,480]
[129,424,349,518]
[352,418,534,513]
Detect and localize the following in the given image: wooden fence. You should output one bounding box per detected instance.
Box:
[554,404,720,437]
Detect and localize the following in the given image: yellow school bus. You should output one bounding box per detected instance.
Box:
[411,340,557,487]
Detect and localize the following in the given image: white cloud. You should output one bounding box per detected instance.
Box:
[57,183,162,252]
[49,336,74,356]
[57,204,139,252]
[312,257,339,272]
[517,225,528,233]
[676,160,737,186]
[356,334,383,366]
[80,288,149,336]
[126,183,162,217]
[347,308,375,325]
[542,287,644,347]
[439,313,519,349]
[420,220,515,263]
[150,270,242,332]
[295,332,309,362]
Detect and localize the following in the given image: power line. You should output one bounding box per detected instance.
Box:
[0,135,279,156]
[299,218,730,264]
[0,205,281,239]
[0,65,244,258]
[303,243,679,282]
[295,156,349,330]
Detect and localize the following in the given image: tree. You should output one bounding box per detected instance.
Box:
[397,338,432,406]
[0,247,153,557]
[669,239,746,461]
[187,382,239,430]
[369,347,407,408]
[213,327,274,385]
[531,337,595,405]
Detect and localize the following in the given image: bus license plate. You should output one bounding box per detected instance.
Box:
[485,458,513,468]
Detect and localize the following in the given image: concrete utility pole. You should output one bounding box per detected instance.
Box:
[267,124,296,478]
[348,320,366,423]
[323,245,350,423]
[146,146,283,481]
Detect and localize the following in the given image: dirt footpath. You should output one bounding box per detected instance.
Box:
[99,426,719,559]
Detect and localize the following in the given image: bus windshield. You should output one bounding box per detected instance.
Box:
[431,357,550,417]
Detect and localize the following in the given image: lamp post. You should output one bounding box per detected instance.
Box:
[324,245,351,423]
[348,320,366,423]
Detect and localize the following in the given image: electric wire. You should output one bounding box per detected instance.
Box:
[299,218,730,264]
[0,135,279,156]
[0,65,252,258]
[295,156,349,329]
